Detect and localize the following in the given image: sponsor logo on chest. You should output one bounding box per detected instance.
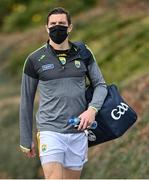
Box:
[42,64,55,71]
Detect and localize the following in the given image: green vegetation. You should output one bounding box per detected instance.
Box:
[0,105,40,178]
[73,12,149,84]
[0,0,149,178]
[0,0,97,32]
[2,2,149,86]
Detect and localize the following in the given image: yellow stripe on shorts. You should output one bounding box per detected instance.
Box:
[37,131,40,156]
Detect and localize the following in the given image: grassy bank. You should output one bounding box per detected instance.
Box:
[0,1,149,178]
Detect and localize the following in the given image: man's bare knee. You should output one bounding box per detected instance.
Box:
[42,162,63,179]
[63,167,82,179]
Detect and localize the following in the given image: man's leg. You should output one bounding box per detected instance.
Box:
[63,133,88,179]
[42,162,63,179]
[63,167,82,179]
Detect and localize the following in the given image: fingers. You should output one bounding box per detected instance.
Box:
[25,150,36,158]
[78,117,90,131]
[25,151,33,158]
[78,117,84,130]
[30,147,36,158]
[25,143,36,158]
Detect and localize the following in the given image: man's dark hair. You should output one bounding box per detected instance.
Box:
[47,7,71,25]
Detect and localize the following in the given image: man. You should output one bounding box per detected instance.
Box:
[20,7,107,179]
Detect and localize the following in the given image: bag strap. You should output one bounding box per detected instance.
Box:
[73,41,91,67]
[74,41,92,85]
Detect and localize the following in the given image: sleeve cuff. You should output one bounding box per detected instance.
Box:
[88,106,98,113]
[20,145,30,153]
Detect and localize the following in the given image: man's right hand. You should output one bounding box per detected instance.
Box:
[20,142,36,158]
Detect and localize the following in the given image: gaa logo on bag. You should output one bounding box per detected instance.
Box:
[111,102,129,120]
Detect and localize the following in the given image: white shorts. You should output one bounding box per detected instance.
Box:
[37,131,88,170]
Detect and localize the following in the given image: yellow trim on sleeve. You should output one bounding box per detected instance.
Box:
[88,106,98,113]
[20,145,30,153]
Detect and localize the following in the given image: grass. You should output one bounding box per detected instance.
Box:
[1,8,148,87]
[73,12,149,85]
[0,1,149,178]
[0,103,41,178]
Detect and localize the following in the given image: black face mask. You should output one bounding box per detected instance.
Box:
[48,25,68,44]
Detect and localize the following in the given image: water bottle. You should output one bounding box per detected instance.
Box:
[68,117,97,129]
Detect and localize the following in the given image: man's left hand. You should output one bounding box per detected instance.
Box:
[78,107,97,131]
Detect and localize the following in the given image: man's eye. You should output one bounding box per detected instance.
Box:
[50,22,56,25]
[59,22,66,25]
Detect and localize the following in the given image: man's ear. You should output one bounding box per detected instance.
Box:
[68,24,73,33]
[45,25,49,33]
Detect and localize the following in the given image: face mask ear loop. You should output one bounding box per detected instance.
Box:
[67,26,71,36]
[67,25,71,34]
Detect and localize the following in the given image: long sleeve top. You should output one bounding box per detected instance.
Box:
[19,42,107,149]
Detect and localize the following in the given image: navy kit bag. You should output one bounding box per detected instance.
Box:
[74,42,138,147]
[85,84,137,147]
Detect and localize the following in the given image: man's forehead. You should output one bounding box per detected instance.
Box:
[49,14,67,22]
